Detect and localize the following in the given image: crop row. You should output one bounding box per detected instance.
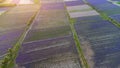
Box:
[23,4,71,43]
[16,35,78,65]
[74,15,120,68]
[85,0,120,27]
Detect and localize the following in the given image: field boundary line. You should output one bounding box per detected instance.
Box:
[63,1,90,68]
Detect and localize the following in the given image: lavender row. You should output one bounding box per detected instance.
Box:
[86,0,108,5]
[41,2,65,10]
[75,15,102,23]
[0,29,24,57]
[23,53,81,68]
[16,36,77,65]
[86,0,120,15]
[23,5,71,43]
[23,26,71,43]
[65,0,84,6]
[19,35,74,54]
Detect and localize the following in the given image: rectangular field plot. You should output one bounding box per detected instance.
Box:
[23,26,71,43]
[40,0,63,4]
[67,5,93,13]
[23,8,71,42]
[66,4,99,18]
[0,5,39,32]
[65,0,84,6]
[74,16,120,68]
[16,35,80,66]
[75,15,103,23]
[32,10,69,30]
[94,3,120,11]
[86,0,108,6]
[64,0,78,2]
[23,53,81,68]
[41,2,64,10]
[86,0,120,15]
[103,8,120,15]
[18,35,74,54]
[69,10,99,18]
[94,3,120,15]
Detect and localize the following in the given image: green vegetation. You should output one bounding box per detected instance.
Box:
[69,18,89,68]
[0,44,21,68]
[116,2,120,4]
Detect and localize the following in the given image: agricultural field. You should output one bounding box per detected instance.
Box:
[40,0,63,4]
[66,3,99,18]
[86,0,120,25]
[0,4,39,60]
[16,35,81,67]
[1,0,120,68]
[0,5,39,32]
[64,0,84,6]
[0,7,10,15]
[23,52,81,68]
[74,15,120,68]
[15,0,81,68]
[23,1,71,42]
[65,0,120,68]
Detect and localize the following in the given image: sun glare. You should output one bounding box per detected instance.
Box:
[19,0,34,4]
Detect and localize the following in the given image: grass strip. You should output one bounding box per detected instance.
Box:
[63,2,89,68]
[69,19,90,68]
